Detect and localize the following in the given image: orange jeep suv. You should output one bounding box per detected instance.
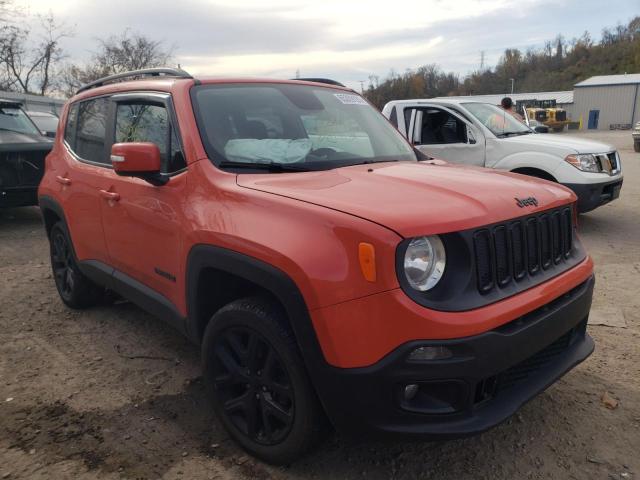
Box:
[39,68,595,464]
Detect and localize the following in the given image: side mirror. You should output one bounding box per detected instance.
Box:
[111,142,168,186]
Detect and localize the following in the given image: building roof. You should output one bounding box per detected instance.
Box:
[575,74,640,87]
[432,90,573,105]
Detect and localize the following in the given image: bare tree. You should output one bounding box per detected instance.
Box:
[0,11,71,95]
[61,30,174,96]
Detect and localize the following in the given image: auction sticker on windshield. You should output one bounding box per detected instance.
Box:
[334,93,368,105]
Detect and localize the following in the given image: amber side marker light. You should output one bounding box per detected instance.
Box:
[358,242,377,282]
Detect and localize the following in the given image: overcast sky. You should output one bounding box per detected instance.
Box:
[16,0,640,91]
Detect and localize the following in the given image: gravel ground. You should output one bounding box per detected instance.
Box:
[0,130,638,480]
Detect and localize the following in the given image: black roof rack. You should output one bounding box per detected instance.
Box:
[76,67,193,95]
[292,78,346,87]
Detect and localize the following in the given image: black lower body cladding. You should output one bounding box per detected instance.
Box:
[564,179,623,213]
[311,275,595,438]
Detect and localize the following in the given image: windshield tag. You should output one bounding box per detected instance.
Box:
[334,93,368,105]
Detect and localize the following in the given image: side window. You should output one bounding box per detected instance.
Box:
[64,104,78,147]
[76,98,109,163]
[418,109,468,145]
[115,102,186,173]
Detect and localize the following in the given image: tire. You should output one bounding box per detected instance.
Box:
[634,140,640,153]
[202,297,326,464]
[49,221,104,309]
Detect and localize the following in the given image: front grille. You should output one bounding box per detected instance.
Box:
[473,206,574,294]
[556,110,567,121]
[474,319,586,404]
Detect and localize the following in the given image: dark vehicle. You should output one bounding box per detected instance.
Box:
[26,110,59,138]
[0,100,53,207]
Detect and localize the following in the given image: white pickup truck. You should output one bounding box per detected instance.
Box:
[382,99,623,212]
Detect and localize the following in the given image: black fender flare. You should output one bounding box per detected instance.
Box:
[185,244,337,416]
[38,195,68,238]
[185,244,323,357]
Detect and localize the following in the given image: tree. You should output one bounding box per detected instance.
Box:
[61,30,174,97]
[0,10,71,95]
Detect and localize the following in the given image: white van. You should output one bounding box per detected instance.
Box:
[382,99,623,212]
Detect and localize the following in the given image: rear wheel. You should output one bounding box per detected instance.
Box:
[202,297,325,464]
[49,222,104,308]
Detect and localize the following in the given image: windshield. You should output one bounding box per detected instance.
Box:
[0,106,41,135]
[191,83,417,171]
[462,102,532,138]
[29,114,59,132]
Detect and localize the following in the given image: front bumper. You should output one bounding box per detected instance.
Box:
[313,275,594,438]
[563,179,623,213]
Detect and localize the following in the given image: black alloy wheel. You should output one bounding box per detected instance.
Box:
[212,326,294,445]
[51,227,75,299]
[48,222,104,308]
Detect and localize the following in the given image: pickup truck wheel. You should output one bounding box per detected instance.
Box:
[202,297,325,464]
[634,140,640,152]
[49,222,104,309]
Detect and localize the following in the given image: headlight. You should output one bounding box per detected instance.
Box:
[565,154,600,173]
[403,236,446,291]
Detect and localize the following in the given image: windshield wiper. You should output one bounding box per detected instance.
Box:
[359,159,401,165]
[497,131,532,138]
[218,161,313,172]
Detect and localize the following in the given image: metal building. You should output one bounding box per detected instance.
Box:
[434,91,574,110]
[0,90,65,116]
[572,74,640,130]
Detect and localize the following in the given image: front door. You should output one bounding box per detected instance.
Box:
[99,93,188,314]
[406,106,485,167]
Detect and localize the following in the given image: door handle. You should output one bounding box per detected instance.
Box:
[99,189,120,202]
[55,175,71,186]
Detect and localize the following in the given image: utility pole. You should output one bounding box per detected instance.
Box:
[480,51,485,71]
[510,78,515,94]
[359,80,365,93]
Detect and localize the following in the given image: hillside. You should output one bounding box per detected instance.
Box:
[364,16,640,109]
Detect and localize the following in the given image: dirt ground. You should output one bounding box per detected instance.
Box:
[1,130,639,480]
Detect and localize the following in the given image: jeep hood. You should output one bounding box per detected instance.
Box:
[503,132,614,154]
[237,162,576,238]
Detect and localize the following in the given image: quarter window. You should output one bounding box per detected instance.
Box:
[64,104,78,146]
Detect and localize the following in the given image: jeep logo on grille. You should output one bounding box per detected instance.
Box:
[515,196,538,208]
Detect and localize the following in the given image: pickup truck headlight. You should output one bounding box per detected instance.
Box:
[403,236,446,291]
[565,154,601,173]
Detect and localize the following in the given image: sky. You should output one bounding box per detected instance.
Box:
[15,0,640,91]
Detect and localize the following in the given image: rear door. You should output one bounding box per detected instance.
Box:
[405,105,486,167]
[55,97,112,263]
[98,93,188,315]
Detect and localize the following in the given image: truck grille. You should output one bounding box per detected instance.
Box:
[596,152,620,174]
[473,207,573,294]
[555,110,567,121]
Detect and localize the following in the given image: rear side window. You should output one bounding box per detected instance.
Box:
[64,104,78,146]
[76,98,109,164]
[115,102,186,173]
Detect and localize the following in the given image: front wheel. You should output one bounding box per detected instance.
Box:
[202,297,326,464]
